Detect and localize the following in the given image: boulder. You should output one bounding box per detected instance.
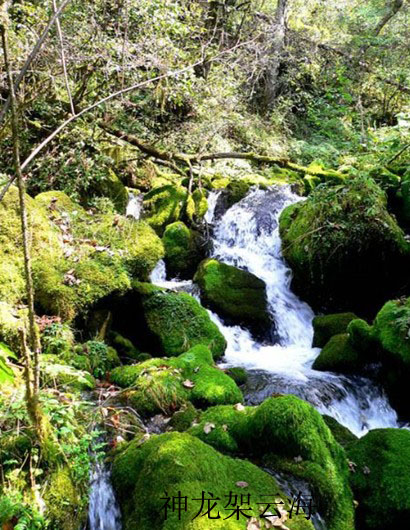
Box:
[188,395,354,530]
[162,221,204,279]
[312,313,358,348]
[279,177,410,315]
[312,333,363,374]
[110,344,242,417]
[347,428,410,529]
[194,259,270,338]
[112,431,315,530]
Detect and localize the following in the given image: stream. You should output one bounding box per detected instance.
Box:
[88,185,400,528]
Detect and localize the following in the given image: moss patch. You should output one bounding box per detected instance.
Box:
[135,283,226,360]
[112,431,314,530]
[162,221,203,279]
[312,333,363,374]
[194,259,270,336]
[110,344,242,417]
[279,177,410,315]
[312,313,358,348]
[347,428,410,529]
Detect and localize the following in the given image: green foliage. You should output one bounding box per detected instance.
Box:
[0,342,17,385]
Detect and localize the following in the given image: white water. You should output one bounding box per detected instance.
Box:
[88,461,122,530]
[126,192,143,220]
[151,186,399,437]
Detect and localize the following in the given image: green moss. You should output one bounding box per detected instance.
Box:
[112,432,314,530]
[110,332,140,360]
[0,433,32,465]
[225,367,248,386]
[347,428,410,529]
[322,415,358,448]
[347,318,375,354]
[162,221,203,278]
[312,313,358,348]
[0,186,62,307]
[110,345,242,417]
[0,302,25,353]
[169,403,198,432]
[372,298,410,366]
[312,333,363,374]
[44,467,86,530]
[30,191,164,321]
[143,184,187,234]
[136,284,226,359]
[194,259,269,334]
[98,168,128,212]
[279,177,410,314]
[189,396,354,530]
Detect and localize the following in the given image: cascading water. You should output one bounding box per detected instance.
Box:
[88,460,122,530]
[126,192,143,220]
[151,186,399,437]
[206,186,399,436]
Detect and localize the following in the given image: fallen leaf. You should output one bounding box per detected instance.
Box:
[183,380,195,389]
[234,403,245,411]
[294,455,303,463]
[236,481,248,488]
[203,422,215,434]
[222,424,228,432]
[363,465,371,475]
[247,518,261,530]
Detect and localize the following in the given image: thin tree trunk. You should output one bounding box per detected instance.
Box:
[264,0,289,108]
[359,0,404,56]
[1,10,41,396]
[52,0,75,115]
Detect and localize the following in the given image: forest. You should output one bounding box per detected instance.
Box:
[0,1,409,529]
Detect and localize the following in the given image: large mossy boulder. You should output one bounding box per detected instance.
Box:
[110,344,241,417]
[279,177,410,315]
[312,313,358,348]
[127,283,226,360]
[347,428,410,529]
[188,396,354,530]
[312,333,363,374]
[194,259,270,337]
[0,187,164,324]
[112,431,314,530]
[162,221,203,279]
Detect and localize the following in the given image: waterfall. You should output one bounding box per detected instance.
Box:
[88,461,122,530]
[126,192,143,220]
[151,186,399,437]
[207,186,398,436]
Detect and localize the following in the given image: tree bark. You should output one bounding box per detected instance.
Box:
[1,8,41,398]
[264,0,289,108]
[359,0,404,56]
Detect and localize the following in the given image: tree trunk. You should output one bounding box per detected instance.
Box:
[264,0,289,108]
[1,4,42,426]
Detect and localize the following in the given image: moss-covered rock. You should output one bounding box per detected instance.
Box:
[322,415,358,448]
[44,467,86,530]
[134,283,226,359]
[97,168,128,212]
[225,366,248,386]
[162,221,204,279]
[194,259,270,337]
[279,177,410,315]
[189,396,354,530]
[347,318,375,354]
[312,333,363,374]
[110,345,242,417]
[143,184,187,234]
[0,302,25,353]
[312,313,358,348]
[347,428,410,529]
[110,331,140,360]
[112,431,314,530]
[32,191,163,321]
[168,403,198,432]
[372,298,410,366]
